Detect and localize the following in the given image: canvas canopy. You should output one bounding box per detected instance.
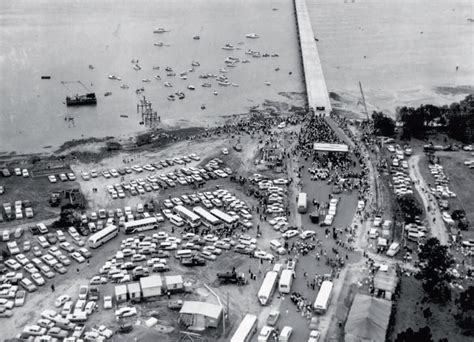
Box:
[313,143,349,153]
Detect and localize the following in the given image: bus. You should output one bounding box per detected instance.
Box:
[230,314,258,342]
[313,280,333,313]
[210,208,239,229]
[123,217,158,234]
[278,269,293,294]
[193,206,224,230]
[297,192,307,214]
[257,271,278,305]
[88,225,119,249]
[173,205,201,228]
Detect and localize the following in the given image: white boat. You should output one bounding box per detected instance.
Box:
[245,49,253,55]
[218,81,230,86]
[165,67,173,72]
[108,75,116,80]
[202,83,212,88]
[164,82,173,87]
[191,61,200,67]
[167,95,175,101]
[231,83,239,87]
[245,33,259,38]
[222,43,234,50]
[142,79,151,83]
[167,72,176,76]
[242,59,250,63]
[180,76,187,80]
[120,84,129,89]
[153,28,167,33]
[154,75,161,80]
[154,42,164,47]
[252,52,261,58]
[214,91,218,95]
[187,85,195,90]
[264,81,271,86]
[116,77,122,81]
[220,68,228,73]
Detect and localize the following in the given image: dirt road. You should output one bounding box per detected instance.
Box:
[408,154,448,245]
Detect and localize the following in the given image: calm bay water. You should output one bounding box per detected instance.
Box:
[0,0,472,153]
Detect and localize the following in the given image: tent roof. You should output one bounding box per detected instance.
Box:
[313,143,349,152]
[345,294,392,342]
[179,301,222,320]
[374,268,398,292]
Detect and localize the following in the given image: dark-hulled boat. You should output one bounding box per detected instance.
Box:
[66,93,97,106]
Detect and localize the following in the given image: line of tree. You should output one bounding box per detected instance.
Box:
[396,95,474,142]
[372,111,396,136]
[455,285,474,336]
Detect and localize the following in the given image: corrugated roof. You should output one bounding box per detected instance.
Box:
[140,275,162,289]
[345,294,392,342]
[179,301,223,320]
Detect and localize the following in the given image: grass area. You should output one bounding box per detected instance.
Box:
[389,276,468,342]
[418,152,474,241]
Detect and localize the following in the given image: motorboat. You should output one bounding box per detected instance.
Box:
[208,73,217,78]
[191,61,200,67]
[154,42,164,47]
[120,84,129,89]
[154,75,161,80]
[226,62,236,67]
[164,82,173,87]
[189,67,195,73]
[231,83,239,87]
[133,64,142,70]
[252,52,261,58]
[245,49,253,55]
[242,59,250,63]
[264,81,271,86]
[175,91,185,99]
[153,28,167,33]
[245,33,259,38]
[275,67,280,71]
[167,72,176,76]
[214,91,218,95]
[180,71,188,76]
[142,79,151,83]
[116,77,122,81]
[108,75,117,80]
[104,92,112,96]
[193,35,200,40]
[228,56,240,61]
[153,66,160,70]
[271,53,279,57]
[199,74,208,79]
[187,85,195,90]
[218,81,230,86]
[222,43,234,50]
[201,104,206,109]
[167,94,175,101]
[201,83,212,87]
[89,65,94,69]
[165,67,173,72]
[180,76,187,80]
[262,53,270,57]
[219,68,228,73]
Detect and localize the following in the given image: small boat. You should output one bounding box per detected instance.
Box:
[218,81,230,86]
[153,28,167,33]
[41,76,51,79]
[133,64,142,70]
[264,81,271,86]
[252,52,261,58]
[180,71,188,76]
[187,85,195,90]
[245,49,253,55]
[226,62,236,67]
[275,67,280,71]
[214,91,218,95]
[271,53,279,57]
[165,67,173,72]
[202,83,212,88]
[104,92,112,96]
[220,68,228,73]
[245,33,259,39]
[193,35,200,40]
[116,77,122,81]
[199,74,208,79]
[164,82,173,87]
[231,83,239,87]
[272,8,278,11]
[142,79,151,83]
[154,75,161,80]
[262,53,270,57]
[153,66,160,70]
[167,95,175,101]
[175,91,185,99]
[108,75,117,80]
[228,56,240,61]
[167,72,176,76]
[222,43,234,50]
[201,104,206,109]
[120,84,129,89]
[88,65,94,69]
[136,87,145,94]
[242,59,250,63]
[180,76,187,80]
[189,67,195,72]
[154,42,164,47]
[208,73,217,78]
[120,115,128,118]
[191,61,200,67]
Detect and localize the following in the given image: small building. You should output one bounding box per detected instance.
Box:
[165,275,184,293]
[374,267,399,300]
[179,301,223,330]
[114,285,127,303]
[140,275,163,298]
[127,282,141,301]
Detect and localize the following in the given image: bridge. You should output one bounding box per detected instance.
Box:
[294,0,332,115]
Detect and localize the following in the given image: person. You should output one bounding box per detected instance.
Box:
[51,284,55,292]
[167,291,171,299]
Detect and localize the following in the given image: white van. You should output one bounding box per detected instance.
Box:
[175,249,193,260]
[88,222,97,233]
[169,215,184,227]
[369,228,378,239]
[269,240,286,255]
[386,242,400,257]
[279,326,293,342]
[279,270,293,294]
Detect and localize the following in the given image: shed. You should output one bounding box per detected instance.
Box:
[179,301,223,330]
[345,294,392,342]
[374,267,398,300]
[127,282,142,301]
[165,275,184,293]
[140,275,163,298]
[114,285,128,303]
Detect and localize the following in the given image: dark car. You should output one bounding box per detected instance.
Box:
[29,225,40,235]
[77,226,90,237]
[168,300,183,310]
[152,250,170,258]
[45,233,58,245]
[181,256,206,267]
[119,323,133,334]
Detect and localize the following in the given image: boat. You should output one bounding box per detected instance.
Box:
[133,64,142,70]
[271,53,279,57]
[104,92,112,96]
[154,75,161,80]
[175,91,185,99]
[142,79,151,83]
[153,28,167,33]
[245,33,259,38]
[154,42,164,47]
[116,77,122,81]
[167,72,176,76]
[252,52,261,58]
[191,61,200,67]
[153,66,160,70]
[120,84,129,89]
[201,104,206,109]
[88,65,94,69]
[207,73,217,78]
[272,8,278,11]
[66,93,97,106]
[264,81,271,86]
[222,43,234,50]
[275,67,280,71]
[262,53,270,57]
[120,115,128,118]
[199,75,208,79]
[165,67,173,72]
[219,68,228,73]
[218,81,230,86]
[135,87,145,94]
[180,76,187,80]
[201,83,212,88]
[180,71,188,76]
[231,83,239,87]
[245,49,253,55]
[242,59,250,63]
[108,75,117,80]
[228,56,240,61]
[193,35,200,40]
[187,85,195,90]
[214,91,218,95]
[167,95,175,101]
[189,67,195,73]
[164,82,173,87]
[226,62,236,67]
[41,76,51,80]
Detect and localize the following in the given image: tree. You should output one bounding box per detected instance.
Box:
[454,286,474,336]
[416,238,454,303]
[397,106,426,139]
[372,111,395,136]
[397,194,423,222]
[136,133,152,146]
[395,326,433,342]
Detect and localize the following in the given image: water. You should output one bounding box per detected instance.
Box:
[308,0,474,115]
[0,0,303,153]
[1,0,472,153]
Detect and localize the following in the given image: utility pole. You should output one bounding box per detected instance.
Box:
[359,81,369,120]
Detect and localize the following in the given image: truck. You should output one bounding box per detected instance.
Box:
[297,193,307,214]
[217,271,247,285]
